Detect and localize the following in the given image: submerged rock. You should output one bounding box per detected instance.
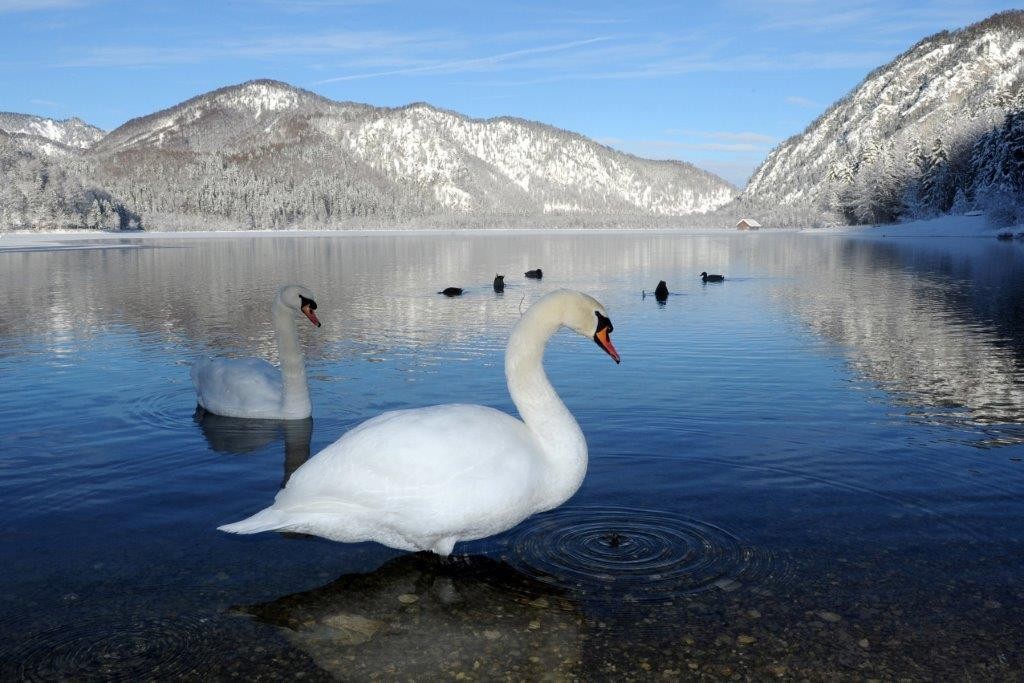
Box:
[322,613,386,645]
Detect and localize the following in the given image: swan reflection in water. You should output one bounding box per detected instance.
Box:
[239,553,581,679]
[193,407,312,487]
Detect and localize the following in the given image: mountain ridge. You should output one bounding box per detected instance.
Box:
[70,78,736,229]
[0,112,105,150]
[98,79,731,179]
[740,9,1024,227]
[11,7,1024,233]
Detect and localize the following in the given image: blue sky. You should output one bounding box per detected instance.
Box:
[1,0,1020,186]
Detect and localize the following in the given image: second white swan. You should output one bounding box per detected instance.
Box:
[191,285,321,420]
[219,289,619,555]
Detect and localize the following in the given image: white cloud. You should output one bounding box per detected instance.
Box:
[0,0,85,11]
[600,128,778,187]
[457,41,894,86]
[745,0,1008,40]
[758,7,877,32]
[600,137,760,186]
[57,31,459,67]
[694,160,760,188]
[611,138,772,154]
[785,95,820,108]
[259,0,383,8]
[665,129,777,144]
[313,37,612,83]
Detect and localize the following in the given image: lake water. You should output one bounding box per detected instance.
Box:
[1,230,1022,679]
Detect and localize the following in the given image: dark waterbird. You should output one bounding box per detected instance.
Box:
[700,271,725,283]
[654,281,669,302]
[525,269,543,279]
[439,287,464,297]
[493,274,505,292]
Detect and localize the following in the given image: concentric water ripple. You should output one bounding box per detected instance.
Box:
[129,383,196,433]
[501,506,784,603]
[1,613,208,681]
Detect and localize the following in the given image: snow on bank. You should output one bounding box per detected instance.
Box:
[1,214,1016,252]
[807,213,1012,238]
[0,226,754,251]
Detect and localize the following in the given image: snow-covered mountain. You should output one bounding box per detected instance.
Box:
[0,129,139,231]
[0,113,104,150]
[79,80,735,229]
[742,10,1024,226]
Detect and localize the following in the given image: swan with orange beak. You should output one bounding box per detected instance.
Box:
[220,290,621,555]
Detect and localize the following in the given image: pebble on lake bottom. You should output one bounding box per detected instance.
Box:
[321,614,385,646]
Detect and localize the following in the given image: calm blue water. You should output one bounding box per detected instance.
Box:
[1,231,1022,679]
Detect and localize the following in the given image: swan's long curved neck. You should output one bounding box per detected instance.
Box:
[505,298,587,510]
[272,296,311,418]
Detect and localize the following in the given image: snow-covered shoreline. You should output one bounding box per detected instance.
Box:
[807,214,1011,238]
[0,225,760,250]
[0,214,1012,251]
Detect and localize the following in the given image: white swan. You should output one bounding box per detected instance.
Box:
[191,285,321,420]
[219,289,620,555]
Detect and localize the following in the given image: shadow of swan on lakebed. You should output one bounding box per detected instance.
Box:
[237,553,582,680]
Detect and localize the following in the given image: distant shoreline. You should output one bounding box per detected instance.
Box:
[0,215,1003,252]
[0,225,790,249]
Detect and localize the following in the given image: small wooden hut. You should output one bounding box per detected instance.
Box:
[736,218,762,231]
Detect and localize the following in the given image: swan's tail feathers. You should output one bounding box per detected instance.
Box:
[218,507,291,535]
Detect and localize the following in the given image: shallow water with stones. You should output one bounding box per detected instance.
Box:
[1,230,1022,679]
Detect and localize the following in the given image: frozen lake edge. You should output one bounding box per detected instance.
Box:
[0,214,1008,252]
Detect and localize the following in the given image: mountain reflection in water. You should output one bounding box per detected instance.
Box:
[1,231,1023,680]
[3,232,1023,438]
[767,236,1024,435]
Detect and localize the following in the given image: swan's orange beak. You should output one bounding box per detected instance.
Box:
[301,304,321,327]
[594,327,620,364]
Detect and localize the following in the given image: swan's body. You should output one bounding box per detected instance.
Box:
[654,281,669,301]
[219,289,619,555]
[191,285,320,420]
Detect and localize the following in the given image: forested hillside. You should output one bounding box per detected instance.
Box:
[0,131,138,231]
[741,10,1024,227]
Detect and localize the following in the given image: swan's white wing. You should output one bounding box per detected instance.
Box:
[273,404,544,541]
[191,357,283,419]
